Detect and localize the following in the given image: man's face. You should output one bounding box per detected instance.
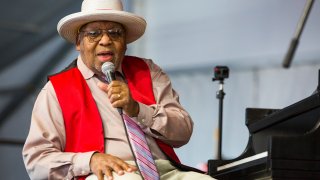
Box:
[76,21,126,76]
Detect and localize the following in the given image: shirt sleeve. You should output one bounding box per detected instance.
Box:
[22,82,95,180]
[136,59,194,148]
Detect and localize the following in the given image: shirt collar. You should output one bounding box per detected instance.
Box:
[77,55,94,80]
[76,55,124,80]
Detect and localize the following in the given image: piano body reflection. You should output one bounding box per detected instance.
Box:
[208,70,320,179]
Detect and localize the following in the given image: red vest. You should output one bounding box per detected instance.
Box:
[49,56,180,164]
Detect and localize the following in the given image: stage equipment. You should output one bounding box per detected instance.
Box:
[212,66,229,160]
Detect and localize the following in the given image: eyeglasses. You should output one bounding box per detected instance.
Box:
[79,28,125,42]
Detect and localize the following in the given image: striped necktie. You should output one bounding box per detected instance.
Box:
[122,114,160,180]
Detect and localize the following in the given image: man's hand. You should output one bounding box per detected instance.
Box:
[97,81,139,117]
[89,153,138,180]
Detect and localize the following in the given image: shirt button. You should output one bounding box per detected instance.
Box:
[141,119,145,123]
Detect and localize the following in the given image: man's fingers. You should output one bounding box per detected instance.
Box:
[127,164,138,172]
[97,170,104,180]
[97,81,108,91]
[107,87,121,96]
[117,161,137,172]
[112,161,133,174]
[90,153,138,179]
[110,93,121,101]
[103,167,113,180]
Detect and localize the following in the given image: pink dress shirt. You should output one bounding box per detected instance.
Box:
[22,56,193,179]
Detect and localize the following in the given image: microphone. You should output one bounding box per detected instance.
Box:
[101,62,123,115]
[102,62,116,83]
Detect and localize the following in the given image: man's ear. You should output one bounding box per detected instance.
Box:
[76,43,80,51]
[75,34,81,51]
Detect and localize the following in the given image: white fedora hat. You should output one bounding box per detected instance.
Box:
[57,0,146,44]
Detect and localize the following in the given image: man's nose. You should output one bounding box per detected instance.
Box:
[99,33,112,45]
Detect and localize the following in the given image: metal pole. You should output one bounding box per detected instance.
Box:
[217,81,225,160]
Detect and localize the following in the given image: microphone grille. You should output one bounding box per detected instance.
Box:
[102,62,115,74]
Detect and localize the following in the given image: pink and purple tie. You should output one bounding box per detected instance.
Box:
[122,114,160,180]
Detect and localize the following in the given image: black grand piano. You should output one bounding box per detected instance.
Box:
[208,70,320,179]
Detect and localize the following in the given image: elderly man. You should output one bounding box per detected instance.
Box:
[22,0,215,179]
